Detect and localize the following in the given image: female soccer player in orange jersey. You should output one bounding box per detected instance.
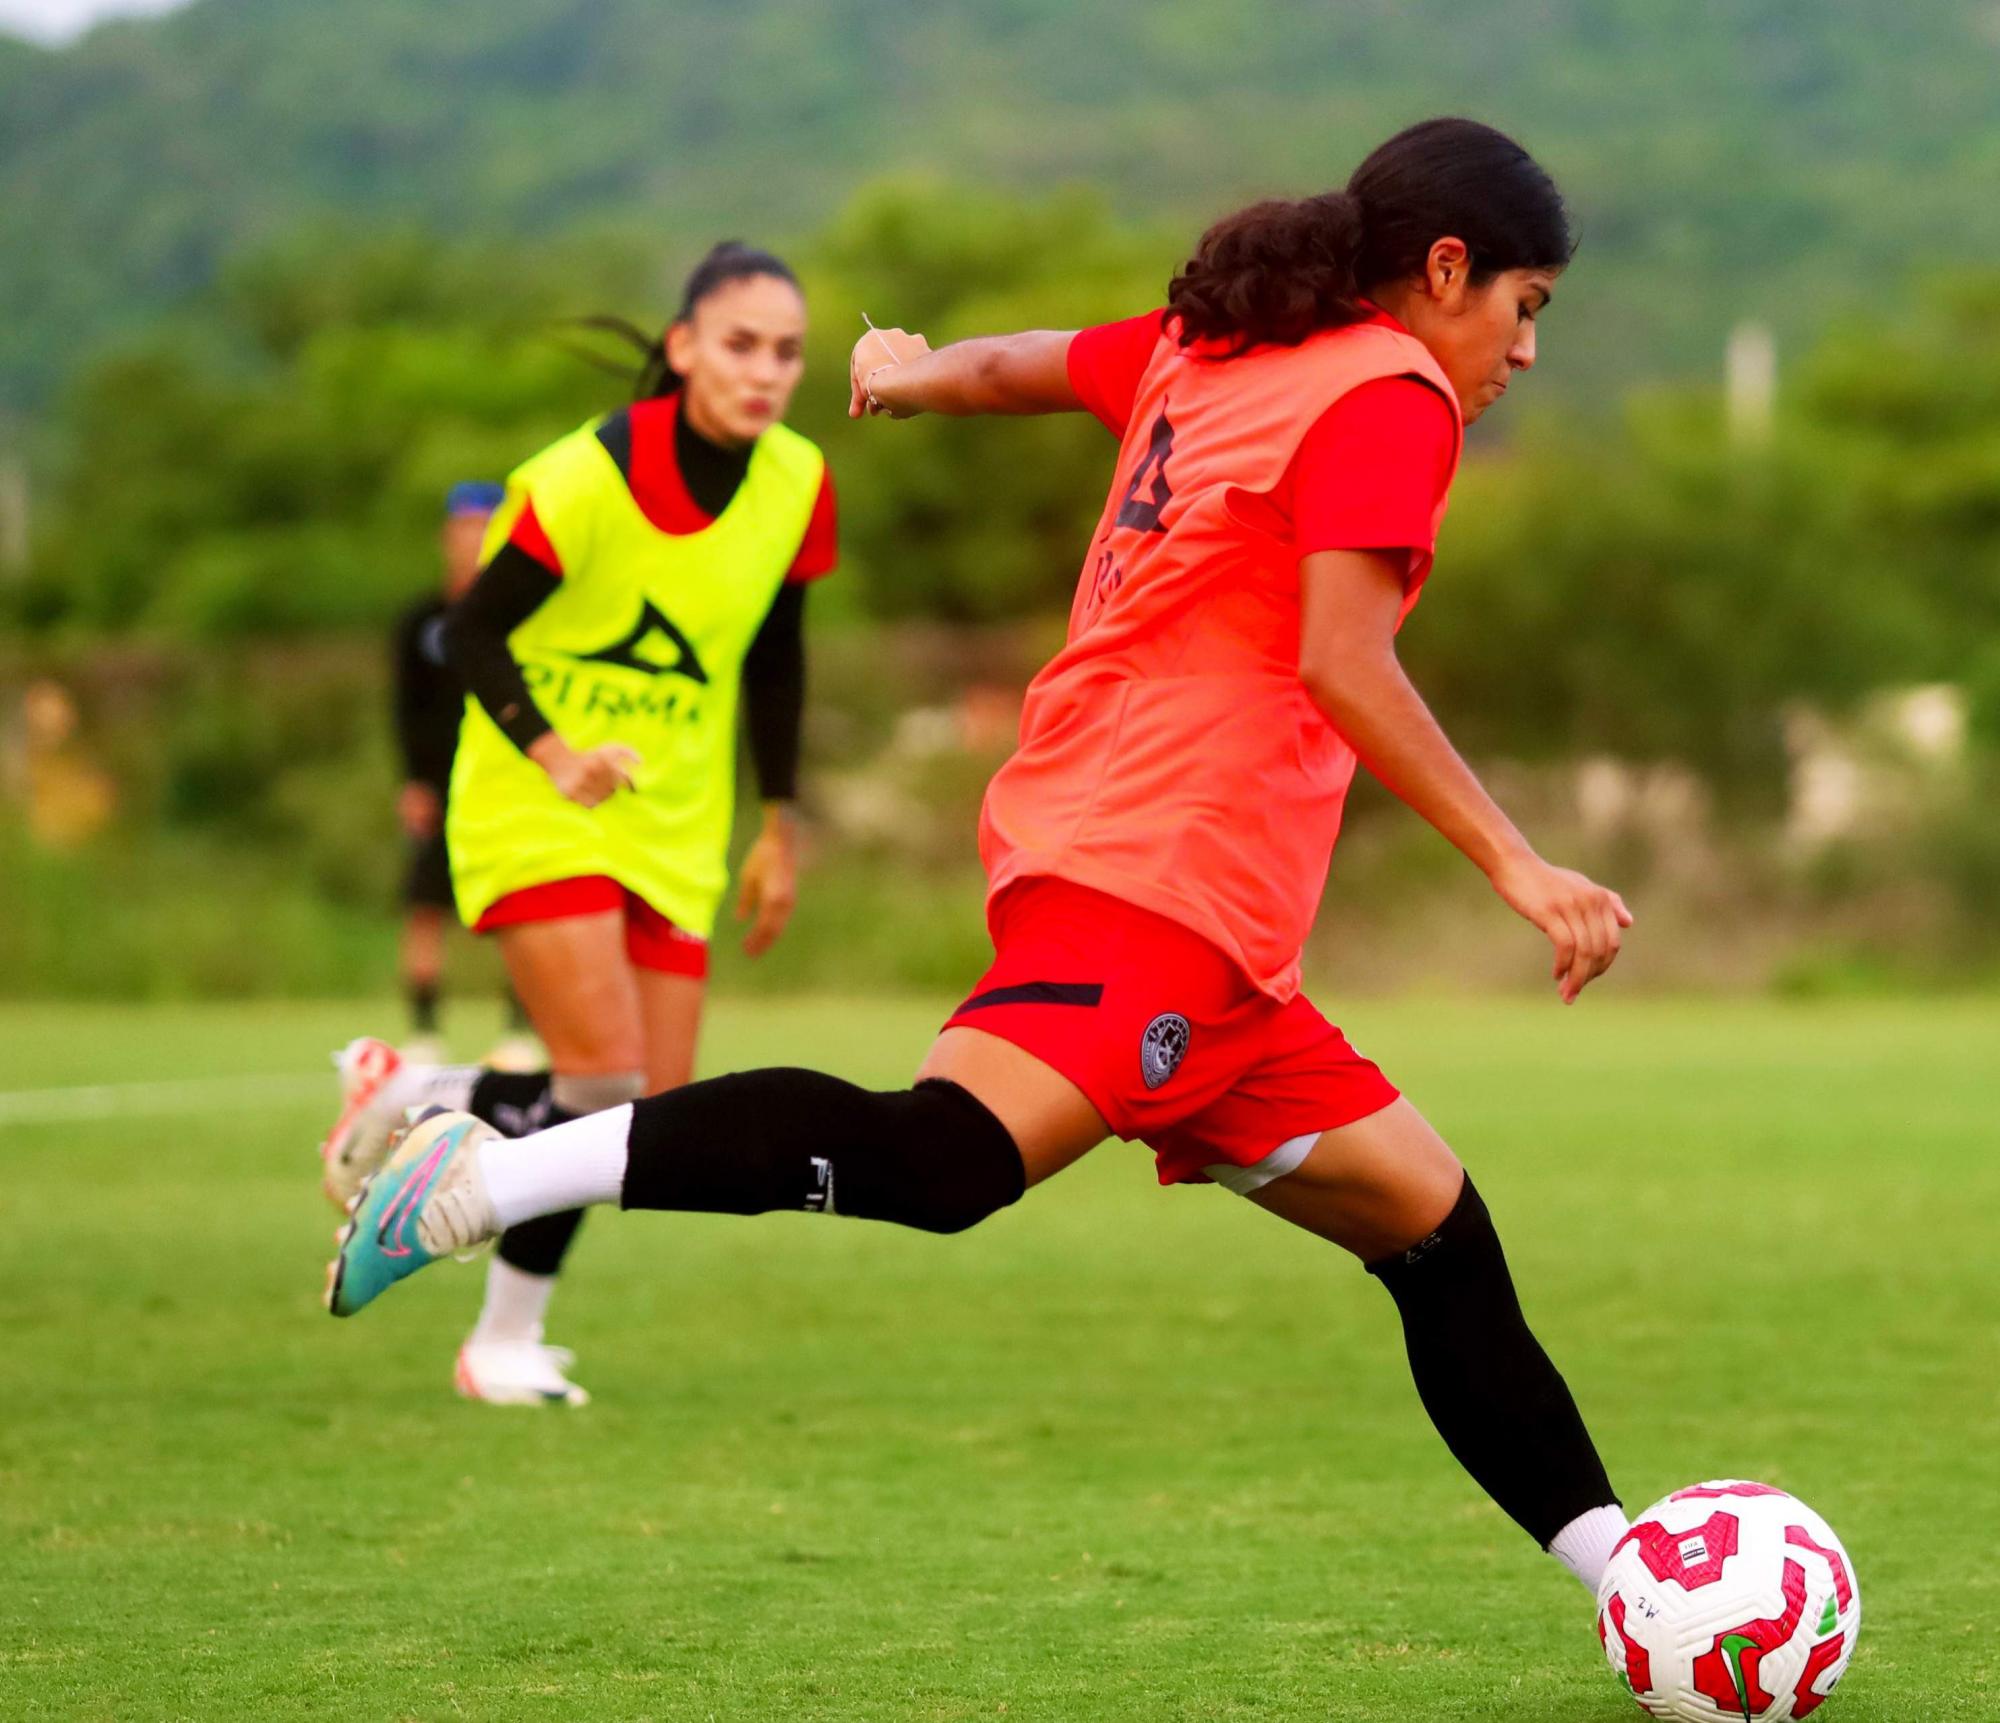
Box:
[330,118,1633,1599]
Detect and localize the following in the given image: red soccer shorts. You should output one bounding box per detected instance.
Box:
[472,875,709,979]
[942,877,1397,1188]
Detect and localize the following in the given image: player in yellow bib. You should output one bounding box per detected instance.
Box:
[317,242,837,1404]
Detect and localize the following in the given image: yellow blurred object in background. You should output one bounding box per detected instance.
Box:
[12,679,116,850]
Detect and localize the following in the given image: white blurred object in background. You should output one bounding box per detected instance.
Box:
[1726,320,1777,450]
[0,0,186,47]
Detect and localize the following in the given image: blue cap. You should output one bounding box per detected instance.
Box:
[445,480,505,517]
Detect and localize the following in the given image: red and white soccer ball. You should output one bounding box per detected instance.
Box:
[1597,1481,1861,1720]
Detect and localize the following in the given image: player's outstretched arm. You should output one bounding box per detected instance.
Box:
[849,327,1081,420]
[1297,547,1632,1004]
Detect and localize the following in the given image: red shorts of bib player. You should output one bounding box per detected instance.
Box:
[474,876,711,980]
[944,877,1396,1191]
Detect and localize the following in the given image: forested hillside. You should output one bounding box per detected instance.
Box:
[5,0,1999,407]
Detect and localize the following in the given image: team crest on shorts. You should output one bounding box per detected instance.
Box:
[1140,1013,1191,1090]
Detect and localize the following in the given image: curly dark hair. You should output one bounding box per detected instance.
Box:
[1166,118,1573,354]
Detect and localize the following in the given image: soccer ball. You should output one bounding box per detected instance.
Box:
[1597,1481,1861,1720]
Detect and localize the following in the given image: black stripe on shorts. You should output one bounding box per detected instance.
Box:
[954,980,1104,1014]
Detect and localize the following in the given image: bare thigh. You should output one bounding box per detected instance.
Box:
[1248,1096,1465,1261]
[496,912,643,1074]
[634,968,704,1094]
[917,1026,1108,1186]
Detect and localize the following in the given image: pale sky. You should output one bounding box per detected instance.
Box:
[0,0,187,45]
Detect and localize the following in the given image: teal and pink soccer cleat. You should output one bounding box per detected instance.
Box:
[324,1108,500,1318]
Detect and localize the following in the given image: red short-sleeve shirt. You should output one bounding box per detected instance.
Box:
[1066,308,1456,576]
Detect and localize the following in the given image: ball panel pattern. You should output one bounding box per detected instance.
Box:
[1595,1482,1861,1722]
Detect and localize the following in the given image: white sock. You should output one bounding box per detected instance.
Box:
[1550,1504,1630,1594]
[471,1255,557,1346]
[477,1102,633,1230]
[386,1061,480,1117]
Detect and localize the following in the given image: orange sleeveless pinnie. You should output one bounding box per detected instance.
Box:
[979,318,1464,1001]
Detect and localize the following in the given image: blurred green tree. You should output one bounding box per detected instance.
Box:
[14,227,639,634]
[14,189,2000,807]
[1401,275,2000,792]
[790,182,1174,620]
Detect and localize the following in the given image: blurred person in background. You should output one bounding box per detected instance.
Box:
[389,481,540,1067]
[321,242,837,1406]
[330,120,1638,1605]
[4,679,114,850]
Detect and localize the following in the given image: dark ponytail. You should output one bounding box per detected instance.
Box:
[564,240,802,400]
[1166,190,1367,354]
[1166,117,1573,354]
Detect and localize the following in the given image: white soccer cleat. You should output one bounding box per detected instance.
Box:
[454,1332,590,1407]
[399,1034,446,1067]
[318,1037,409,1210]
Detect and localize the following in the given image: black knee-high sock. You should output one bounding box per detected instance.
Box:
[466,1070,586,1276]
[495,1206,586,1277]
[1368,1176,1617,1546]
[619,1068,1025,1233]
[468,1069,556,1136]
[407,979,440,1034]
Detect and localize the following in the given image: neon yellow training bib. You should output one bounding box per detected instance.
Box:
[447,407,825,936]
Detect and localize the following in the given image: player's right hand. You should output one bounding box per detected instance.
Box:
[1487,851,1632,1005]
[536,739,640,808]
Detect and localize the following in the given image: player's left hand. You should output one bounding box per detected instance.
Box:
[1487,850,1633,1005]
[735,813,799,957]
[849,324,931,418]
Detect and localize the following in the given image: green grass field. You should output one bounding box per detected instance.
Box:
[3,994,1996,1720]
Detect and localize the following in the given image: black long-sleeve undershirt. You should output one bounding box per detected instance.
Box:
[390,596,462,788]
[443,543,561,754]
[742,581,805,802]
[443,543,807,801]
